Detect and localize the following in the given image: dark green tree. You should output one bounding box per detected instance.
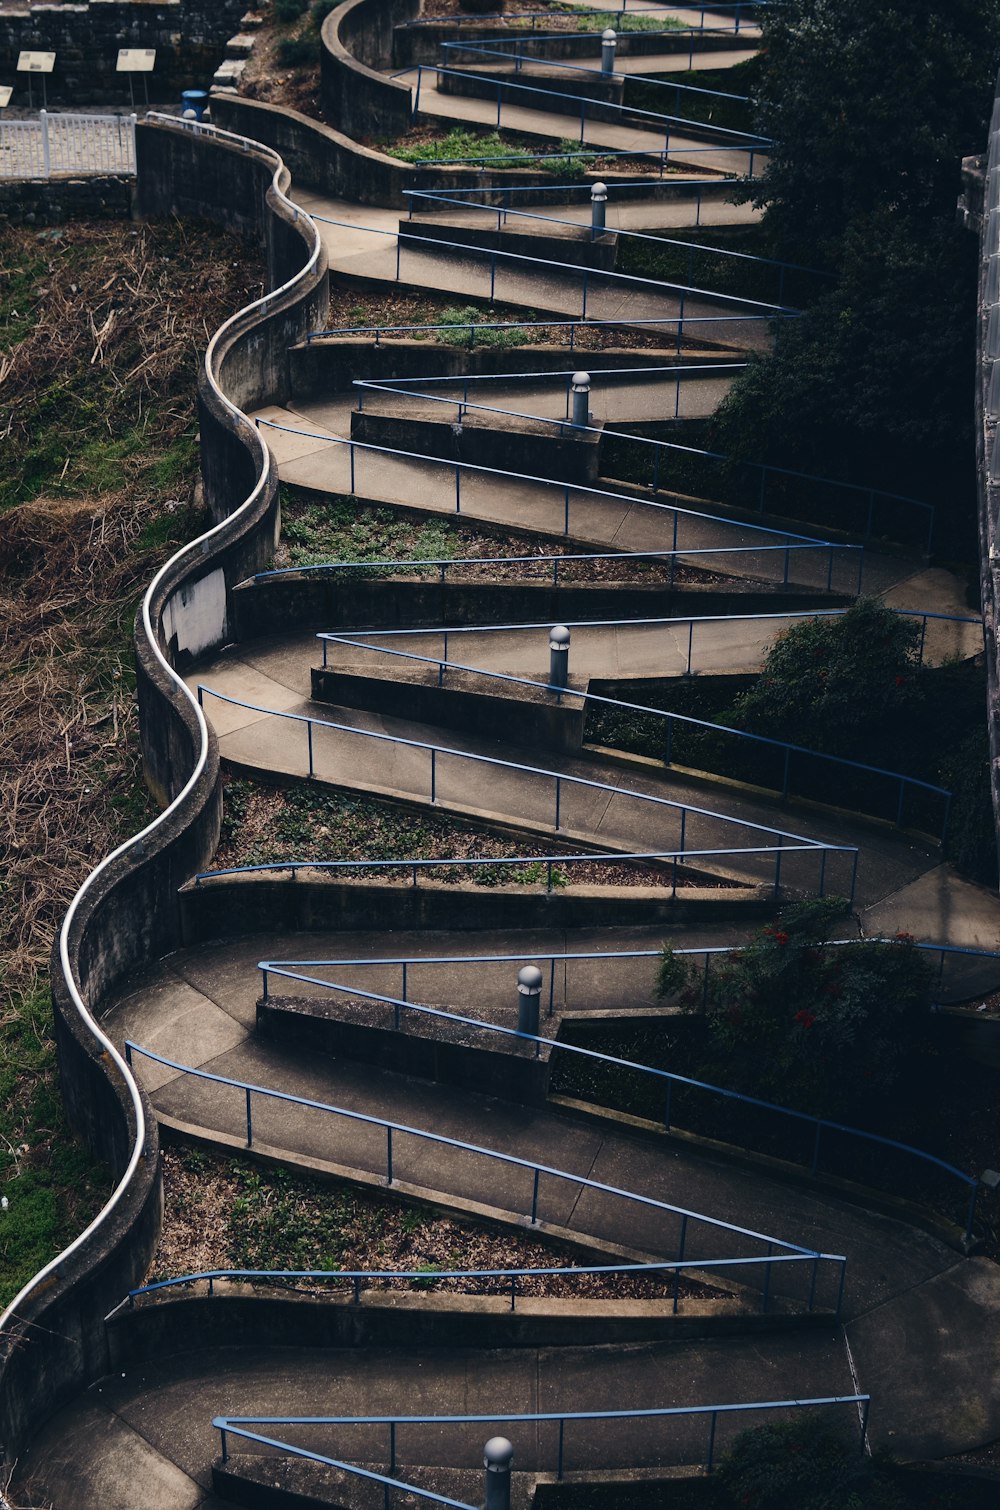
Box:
[747,0,1000,263]
[729,599,922,764]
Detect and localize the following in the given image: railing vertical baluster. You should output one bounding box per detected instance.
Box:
[390,1420,396,1473]
[307,720,314,777]
[245,1087,253,1147]
[706,1411,718,1472]
[554,776,561,831]
[430,748,437,803]
[676,1212,687,1262]
[557,1418,565,1480]
[530,1167,540,1224]
[386,1126,394,1185]
[220,1428,228,1465]
[548,956,556,1017]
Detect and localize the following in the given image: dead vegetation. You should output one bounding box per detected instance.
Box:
[0,218,264,1302]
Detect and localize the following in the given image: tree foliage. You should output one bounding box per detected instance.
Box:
[711,0,999,527]
[659,899,931,1117]
[747,0,1000,261]
[730,599,922,763]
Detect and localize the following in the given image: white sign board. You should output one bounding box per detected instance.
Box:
[0,86,12,108]
[117,48,156,72]
[17,51,55,73]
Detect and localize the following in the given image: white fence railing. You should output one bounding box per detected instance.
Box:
[0,110,137,180]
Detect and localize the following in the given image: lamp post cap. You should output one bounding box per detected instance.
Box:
[484,1437,514,1470]
[517,964,544,992]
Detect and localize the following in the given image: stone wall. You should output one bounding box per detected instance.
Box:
[0,0,245,107]
[0,173,133,225]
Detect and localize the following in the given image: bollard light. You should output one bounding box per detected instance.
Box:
[601,27,617,75]
[549,624,570,689]
[590,180,608,237]
[517,965,543,1037]
[571,371,591,428]
[484,1437,514,1510]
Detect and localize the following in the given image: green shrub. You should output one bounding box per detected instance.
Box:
[664,898,932,1118]
[277,34,320,65]
[273,0,309,22]
[716,1416,898,1510]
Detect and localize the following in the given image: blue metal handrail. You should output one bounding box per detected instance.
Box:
[194,682,857,897]
[411,65,770,163]
[254,541,857,586]
[257,938,1000,1006]
[193,845,845,905]
[256,392,932,553]
[315,620,953,840]
[122,1041,840,1269]
[211,1394,870,1487]
[436,38,757,117]
[340,371,936,545]
[401,191,827,299]
[253,963,979,1236]
[309,212,793,318]
[394,175,743,195]
[253,417,866,599]
[126,1250,832,1313]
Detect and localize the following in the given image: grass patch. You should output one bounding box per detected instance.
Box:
[279,490,463,570]
[386,127,537,165]
[0,988,110,1308]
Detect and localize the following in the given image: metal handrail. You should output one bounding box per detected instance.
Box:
[125,1250,834,1312]
[401,190,827,284]
[211,1394,871,1486]
[310,212,792,316]
[0,117,321,1333]
[122,1040,844,1271]
[253,962,978,1240]
[194,679,854,859]
[411,64,770,158]
[436,38,757,114]
[257,393,933,551]
[193,845,845,899]
[253,541,857,585]
[253,416,864,580]
[314,619,954,839]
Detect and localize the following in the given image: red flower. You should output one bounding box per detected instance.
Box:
[895,674,906,686]
[794,1009,816,1029]
[774,931,790,946]
[895,930,914,942]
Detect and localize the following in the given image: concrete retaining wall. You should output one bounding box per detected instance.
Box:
[311,663,587,751]
[321,0,419,141]
[258,993,552,1106]
[0,119,327,1468]
[349,406,603,486]
[179,875,771,944]
[231,573,840,643]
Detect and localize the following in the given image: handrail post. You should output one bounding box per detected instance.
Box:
[557,1418,565,1480]
[220,1427,228,1465]
[706,1411,718,1472]
[245,1088,253,1147]
[307,720,314,777]
[430,747,437,803]
[530,1167,540,1223]
[386,1125,394,1185]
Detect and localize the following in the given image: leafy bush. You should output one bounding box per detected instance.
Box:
[438,305,531,349]
[716,1416,898,1510]
[729,599,922,764]
[660,899,932,1118]
[277,34,320,65]
[273,0,309,22]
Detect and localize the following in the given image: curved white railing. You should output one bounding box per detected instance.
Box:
[0,116,322,1339]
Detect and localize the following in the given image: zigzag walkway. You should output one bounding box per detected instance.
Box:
[294,196,777,350]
